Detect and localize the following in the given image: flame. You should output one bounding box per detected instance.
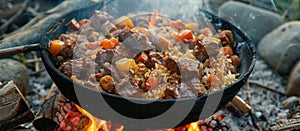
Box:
[187,122,200,131]
[75,104,124,131]
[75,104,103,131]
[148,10,159,29]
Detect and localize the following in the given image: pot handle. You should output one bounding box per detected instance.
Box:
[0,0,103,52]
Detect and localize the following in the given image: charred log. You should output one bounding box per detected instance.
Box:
[0,81,34,130]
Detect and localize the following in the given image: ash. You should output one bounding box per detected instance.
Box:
[229,58,289,130]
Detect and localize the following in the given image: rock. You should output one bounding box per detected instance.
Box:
[287,61,300,96]
[0,59,29,94]
[219,1,284,43]
[258,21,300,75]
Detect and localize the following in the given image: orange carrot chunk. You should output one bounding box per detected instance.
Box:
[49,40,65,56]
[100,39,115,49]
[177,29,193,42]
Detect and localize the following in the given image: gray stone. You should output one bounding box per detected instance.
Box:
[219,1,284,43]
[0,59,29,94]
[258,21,300,75]
[287,61,300,96]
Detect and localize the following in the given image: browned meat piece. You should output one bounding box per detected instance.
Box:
[65,18,80,31]
[164,57,180,74]
[59,43,75,58]
[163,86,180,99]
[102,62,121,82]
[231,55,241,67]
[189,78,207,95]
[60,58,84,77]
[144,51,164,69]
[90,11,114,33]
[216,30,234,46]
[203,40,220,57]
[176,58,199,80]
[60,58,98,80]
[193,41,209,62]
[115,79,143,98]
[176,82,197,98]
[122,32,154,52]
[95,49,114,65]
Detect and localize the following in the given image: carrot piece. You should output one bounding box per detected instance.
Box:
[109,37,120,46]
[137,52,148,63]
[146,77,158,90]
[220,46,233,57]
[100,39,115,49]
[49,40,65,56]
[177,29,193,41]
[207,73,214,86]
[79,19,91,26]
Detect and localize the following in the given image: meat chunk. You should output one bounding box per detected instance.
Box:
[95,49,114,65]
[90,11,114,33]
[60,58,98,80]
[176,58,199,80]
[216,30,234,46]
[122,31,154,52]
[164,57,180,74]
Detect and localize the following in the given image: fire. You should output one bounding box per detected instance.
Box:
[187,122,200,131]
[148,10,159,29]
[75,104,102,131]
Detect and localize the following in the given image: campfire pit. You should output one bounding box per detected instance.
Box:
[38,0,255,129]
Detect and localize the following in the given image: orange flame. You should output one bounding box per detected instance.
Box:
[187,122,200,131]
[75,104,105,131]
[148,10,159,29]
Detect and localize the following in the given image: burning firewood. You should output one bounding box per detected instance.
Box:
[0,81,34,130]
[33,84,72,131]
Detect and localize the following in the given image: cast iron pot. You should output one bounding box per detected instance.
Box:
[37,0,256,129]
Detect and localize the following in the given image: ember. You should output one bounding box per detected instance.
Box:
[57,104,229,131]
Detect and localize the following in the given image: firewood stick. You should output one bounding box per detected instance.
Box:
[33,84,72,131]
[0,43,41,57]
[231,96,252,115]
[249,80,286,96]
[0,81,34,130]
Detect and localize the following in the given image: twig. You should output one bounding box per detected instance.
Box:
[0,0,30,33]
[0,43,41,57]
[33,52,40,72]
[26,58,42,63]
[249,81,286,96]
[246,80,252,107]
[245,80,262,131]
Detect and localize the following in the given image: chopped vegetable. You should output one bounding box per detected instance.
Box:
[146,77,158,90]
[109,37,120,46]
[220,46,233,57]
[137,52,148,63]
[177,29,193,41]
[115,58,136,72]
[207,73,215,86]
[115,16,134,29]
[100,39,115,49]
[185,23,198,32]
[49,40,65,56]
